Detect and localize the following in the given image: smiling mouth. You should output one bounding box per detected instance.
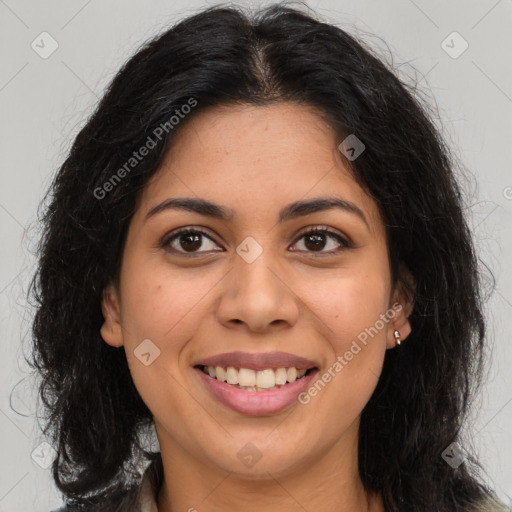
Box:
[195,365,316,391]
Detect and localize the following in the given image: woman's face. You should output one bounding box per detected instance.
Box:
[101,102,412,480]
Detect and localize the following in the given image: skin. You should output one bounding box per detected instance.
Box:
[100,102,413,512]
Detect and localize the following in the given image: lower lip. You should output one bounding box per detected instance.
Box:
[194,367,319,416]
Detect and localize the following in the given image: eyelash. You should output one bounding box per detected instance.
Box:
[159,226,352,257]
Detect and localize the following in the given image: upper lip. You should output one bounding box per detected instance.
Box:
[194,351,318,371]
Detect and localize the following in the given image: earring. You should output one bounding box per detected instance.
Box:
[393,329,402,346]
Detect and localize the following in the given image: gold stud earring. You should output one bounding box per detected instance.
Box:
[393,329,402,346]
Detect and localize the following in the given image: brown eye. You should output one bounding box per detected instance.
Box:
[161,228,223,254]
[291,227,350,255]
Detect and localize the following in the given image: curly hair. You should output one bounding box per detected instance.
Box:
[27,3,506,511]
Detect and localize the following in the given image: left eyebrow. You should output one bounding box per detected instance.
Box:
[145,198,236,222]
[144,196,370,230]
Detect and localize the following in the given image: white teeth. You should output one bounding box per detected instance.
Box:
[203,365,310,390]
[275,367,287,385]
[226,366,238,385]
[238,368,256,387]
[215,366,227,382]
[256,369,275,388]
[287,367,297,382]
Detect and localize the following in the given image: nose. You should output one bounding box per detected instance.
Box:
[215,247,300,333]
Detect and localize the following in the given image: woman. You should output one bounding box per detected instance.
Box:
[28,3,508,511]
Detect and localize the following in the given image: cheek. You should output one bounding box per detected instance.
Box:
[119,258,214,344]
[299,274,390,425]
[117,265,205,417]
[309,263,391,347]
[298,261,391,413]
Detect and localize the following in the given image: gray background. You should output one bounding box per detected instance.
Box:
[1,1,511,510]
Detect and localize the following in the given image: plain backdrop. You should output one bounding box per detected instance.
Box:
[0,1,511,510]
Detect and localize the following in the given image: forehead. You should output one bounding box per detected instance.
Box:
[136,102,383,234]
[162,102,339,179]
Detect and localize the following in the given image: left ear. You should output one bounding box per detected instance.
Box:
[386,267,415,349]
